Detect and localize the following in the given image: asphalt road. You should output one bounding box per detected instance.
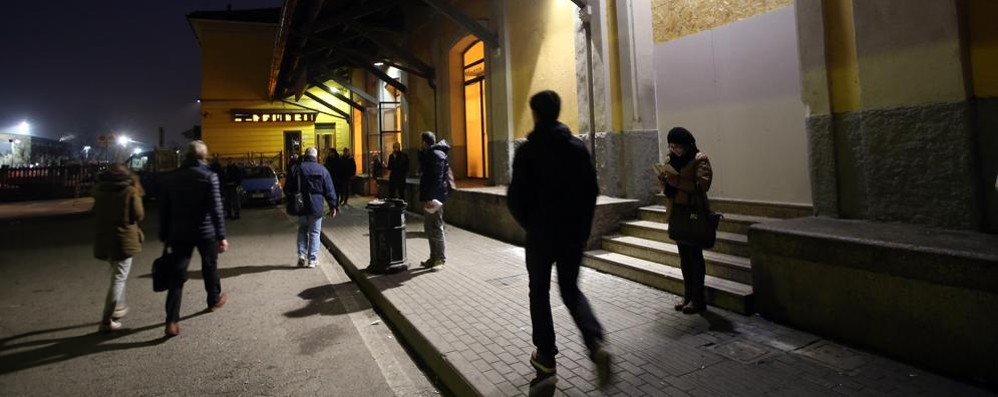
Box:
[0,204,438,396]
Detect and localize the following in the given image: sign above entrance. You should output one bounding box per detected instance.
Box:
[231,109,317,123]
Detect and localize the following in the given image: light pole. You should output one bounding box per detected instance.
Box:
[83,145,92,161]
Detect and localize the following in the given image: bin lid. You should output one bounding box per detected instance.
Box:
[366,199,406,210]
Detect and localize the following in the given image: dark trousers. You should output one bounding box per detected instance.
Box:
[165,239,221,322]
[338,178,352,205]
[224,185,240,219]
[677,243,706,305]
[388,179,406,200]
[526,240,604,357]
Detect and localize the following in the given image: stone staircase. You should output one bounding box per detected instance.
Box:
[582,195,811,314]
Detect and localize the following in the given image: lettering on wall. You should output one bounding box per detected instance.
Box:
[231,110,317,123]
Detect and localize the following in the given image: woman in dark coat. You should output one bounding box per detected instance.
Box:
[92,164,145,331]
[658,127,713,314]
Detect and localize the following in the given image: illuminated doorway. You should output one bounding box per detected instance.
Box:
[462,40,488,179]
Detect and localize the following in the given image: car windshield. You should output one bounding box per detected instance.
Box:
[244,167,276,179]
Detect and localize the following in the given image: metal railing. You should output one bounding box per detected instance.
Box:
[0,164,108,202]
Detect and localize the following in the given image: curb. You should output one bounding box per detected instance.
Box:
[320,231,483,397]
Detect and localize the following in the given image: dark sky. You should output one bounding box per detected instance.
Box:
[0,0,282,148]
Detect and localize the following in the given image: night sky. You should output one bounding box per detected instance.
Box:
[0,0,282,149]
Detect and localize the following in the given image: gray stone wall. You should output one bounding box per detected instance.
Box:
[806,101,986,231]
[577,130,660,205]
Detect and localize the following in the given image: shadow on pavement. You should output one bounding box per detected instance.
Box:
[0,311,208,375]
[137,264,299,281]
[700,310,735,333]
[283,283,354,318]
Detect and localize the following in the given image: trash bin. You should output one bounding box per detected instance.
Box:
[365,198,409,274]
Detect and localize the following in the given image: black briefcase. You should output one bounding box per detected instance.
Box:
[152,246,181,292]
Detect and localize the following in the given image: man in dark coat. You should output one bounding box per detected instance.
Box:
[159,140,229,337]
[338,148,357,207]
[418,131,450,269]
[387,142,410,200]
[507,90,612,389]
[284,147,338,269]
[224,162,243,220]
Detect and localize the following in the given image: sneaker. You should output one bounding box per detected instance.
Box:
[307,260,317,268]
[529,351,557,376]
[111,305,129,320]
[296,255,306,267]
[591,346,613,389]
[420,258,446,270]
[99,319,122,333]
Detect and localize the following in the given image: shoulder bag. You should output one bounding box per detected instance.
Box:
[667,184,722,249]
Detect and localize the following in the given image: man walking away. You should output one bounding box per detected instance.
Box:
[159,140,229,337]
[507,90,612,390]
[284,147,338,268]
[338,148,357,207]
[387,142,410,200]
[417,131,449,270]
[224,161,243,219]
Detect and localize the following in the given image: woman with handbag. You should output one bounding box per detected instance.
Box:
[658,127,713,314]
[92,164,145,331]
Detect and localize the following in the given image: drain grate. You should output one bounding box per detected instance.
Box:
[795,341,868,374]
[709,339,772,364]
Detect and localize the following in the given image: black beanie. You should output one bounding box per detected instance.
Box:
[667,127,695,145]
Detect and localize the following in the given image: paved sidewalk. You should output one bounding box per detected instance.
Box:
[0,197,93,221]
[322,198,995,397]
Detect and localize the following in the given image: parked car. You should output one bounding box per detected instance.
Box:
[240,165,283,205]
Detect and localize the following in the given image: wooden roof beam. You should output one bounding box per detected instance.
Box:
[420,0,499,49]
[310,0,397,34]
[345,21,435,79]
[311,81,365,111]
[302,91,352,122]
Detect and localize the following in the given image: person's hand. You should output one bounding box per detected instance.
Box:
[218,239,229,253]
[665,173,680,187]
[328,208,337,218]
[422,201,431,210]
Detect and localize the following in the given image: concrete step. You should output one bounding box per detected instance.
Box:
[620,220,750,257]
[654,194,812,219]
[601,235,752,285]
[637,205,780,234]
[582,250,753,314]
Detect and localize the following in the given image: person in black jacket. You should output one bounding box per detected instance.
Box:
[224,162,243,220]
[338,148,357,207]
[159,140,229,337]
[418,131,450,270]
[507,90,612,390]
[387,142,410,199]
[284,147,338,268]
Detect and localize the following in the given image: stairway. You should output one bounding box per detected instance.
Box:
[582,195,811,314]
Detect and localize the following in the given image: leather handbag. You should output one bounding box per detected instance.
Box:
[286,164,306,215]
[668,186,722,249]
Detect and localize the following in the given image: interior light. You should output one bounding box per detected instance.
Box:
[374,62,385,67]
[133,148,142,155]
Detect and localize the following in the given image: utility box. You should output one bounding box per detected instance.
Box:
[365,198,408,274]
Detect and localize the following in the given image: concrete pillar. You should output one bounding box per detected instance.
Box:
[487,0,515,185]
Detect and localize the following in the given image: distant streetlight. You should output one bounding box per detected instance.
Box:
[83,146,92,160]
[117,135,130,147]
[16,121,30,134]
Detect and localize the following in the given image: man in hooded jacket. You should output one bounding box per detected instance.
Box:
[507,90,612,390]
[418,131,450,269]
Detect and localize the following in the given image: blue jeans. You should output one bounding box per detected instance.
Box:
[297,215,323,261]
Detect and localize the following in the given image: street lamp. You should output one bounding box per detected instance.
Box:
[117,135,130,147]
[132,147,142,155]
[83,145,92,160]
[16,121,30,134]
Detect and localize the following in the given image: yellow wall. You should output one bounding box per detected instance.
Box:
[508,0,580,138]
[197,21,277,100]
[970,0,998,98]
[651,0,792,44]
[823,0,861,113]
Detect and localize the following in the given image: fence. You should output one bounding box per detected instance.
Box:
[212,151,286,174]
[0,164,106,202]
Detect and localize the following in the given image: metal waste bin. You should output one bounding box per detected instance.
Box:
[365,198,409,274]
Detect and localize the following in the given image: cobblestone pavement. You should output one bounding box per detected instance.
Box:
[323,198,995,397]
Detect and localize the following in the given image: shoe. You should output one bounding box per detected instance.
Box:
[528,373,558,397]
[681,302,706,314]
[307,260,317,268]
[529,351,557,376]
[111,305,129,320]
[591,346,614,389]
[210,292,228,312]
[164,322,180,337]
[420,259,446,270]
[99,319,122,332]
[297,255,306,267]
[674,299,690,311]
